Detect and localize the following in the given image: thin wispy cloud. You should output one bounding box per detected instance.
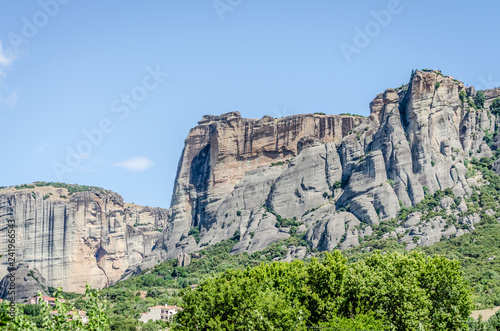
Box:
[0,42,15,70]
[115,157,154,172]
[0,41,17,107]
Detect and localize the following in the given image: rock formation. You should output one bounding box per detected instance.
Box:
[0,263,48,301]
[2,70,499,296]
[0,185,168,296]
[163,112,364,258]
[160,70,500,260]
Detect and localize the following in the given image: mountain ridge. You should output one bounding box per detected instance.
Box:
[2,69,500,299]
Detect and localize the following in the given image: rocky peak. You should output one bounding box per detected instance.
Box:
[198,111,242,125]
[162,69,500,261]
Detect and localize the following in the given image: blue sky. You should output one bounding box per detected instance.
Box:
[0,0,499,208]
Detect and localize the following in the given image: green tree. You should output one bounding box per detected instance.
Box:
[84,284,110,330]
[491,98,500,115]
[305,251,347,324]
[175,251,472,330]
[7,285,110,330]
[22,304,41,316]
[459,90,467,103]
[175,261,310,330]
[318,311,386,330]
[475,90,485,109]
[338,251,473,330]
[188,227,200,243]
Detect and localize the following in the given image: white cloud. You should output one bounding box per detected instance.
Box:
[0,41,17,107]
[115,157,154,172]
[0,41,15,70]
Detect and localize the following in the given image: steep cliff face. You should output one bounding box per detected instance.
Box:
[0,185,167,296]
[161,70,500,258]
[163,113,365,258]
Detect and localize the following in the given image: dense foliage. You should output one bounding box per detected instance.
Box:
[491,98,500,115]
[475,90,485,109]
[174,251,472,330]
[3,285,109,330]
[93,232,309,329]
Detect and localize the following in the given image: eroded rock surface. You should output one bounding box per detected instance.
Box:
[160,70,499,261]
[0,186,167,294]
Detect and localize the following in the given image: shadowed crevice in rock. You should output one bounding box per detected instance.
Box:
[189,144,211,228]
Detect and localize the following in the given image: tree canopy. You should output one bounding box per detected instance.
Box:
[174,251,473,330]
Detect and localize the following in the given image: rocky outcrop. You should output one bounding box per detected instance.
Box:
[160,70,499,261]
[164,112,364,259]
[177,252,191,267]
[0,263,48,301]
[0,185,168,295]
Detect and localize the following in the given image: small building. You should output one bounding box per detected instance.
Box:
[27,296,66,306]
[139,305,182,323]
[51,309,88,324]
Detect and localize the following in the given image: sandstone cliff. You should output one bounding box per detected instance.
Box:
[160,70,500,259]
[163,112,364,258]
[0,184,167,296]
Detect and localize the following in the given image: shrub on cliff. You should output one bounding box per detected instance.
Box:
[490,98,500,115]
[475,90,485,109]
